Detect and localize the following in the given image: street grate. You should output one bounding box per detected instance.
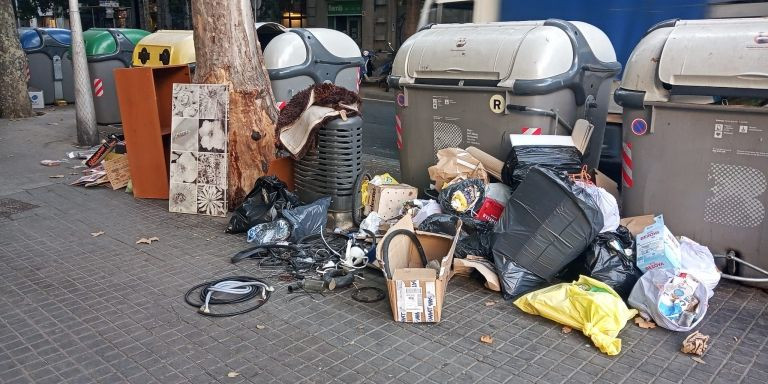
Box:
[0,198,38,218]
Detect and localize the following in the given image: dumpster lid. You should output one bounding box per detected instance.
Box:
[395,21,616,87]
[83,28,149,57]
[42,28,71,46]
[18,28,42,50]
[133,30,195,67]
[263,28,360,69]
[658,18,768,92]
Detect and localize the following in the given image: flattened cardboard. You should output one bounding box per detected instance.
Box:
[379,214,461,323]
[620,215,655,237]
[104,155,131,190]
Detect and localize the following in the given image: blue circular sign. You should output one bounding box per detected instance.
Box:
[631,118,648,136]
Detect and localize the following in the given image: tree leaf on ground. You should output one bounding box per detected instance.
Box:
[634,317,656,329]
[136,237,159,244]
[480,335,493,344]
[484,301,496,307]
[227,371,240,378]
[49,175,64,178]
[91,231,104,237]
[691,357,706,364]
[562,326,572,334]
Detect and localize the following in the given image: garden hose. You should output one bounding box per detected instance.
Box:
[184,276,273,317]
[380,229,427,279]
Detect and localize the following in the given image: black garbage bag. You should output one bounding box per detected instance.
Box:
[437,178,485,217]
[282,196,331,241]
[501,145,582,190]
[418,214,494,260]
[227,176,300,234]
[493,166,603,282]
[582,226,641,299]
[497,259,547,300]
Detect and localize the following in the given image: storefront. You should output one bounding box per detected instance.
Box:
[327,0,362,46]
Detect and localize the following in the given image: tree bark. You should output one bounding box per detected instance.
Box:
[402,0,422,41]
[0,1,34,119]
[191,0,278,208]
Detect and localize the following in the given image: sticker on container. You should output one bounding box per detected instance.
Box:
[93,78,104,97]
[521,127,542,135]
[489,94,505,114]
[631,118,648,136]
[396,92,407,107]
[424,282,437,322]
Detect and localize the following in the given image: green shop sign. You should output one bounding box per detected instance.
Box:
[328,0,362,16]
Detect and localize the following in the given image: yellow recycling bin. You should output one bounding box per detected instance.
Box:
[132,30,195,67]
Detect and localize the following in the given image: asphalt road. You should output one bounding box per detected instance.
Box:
[360,93,398,159]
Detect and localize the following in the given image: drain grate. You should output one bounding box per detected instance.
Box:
[0,198,39,218]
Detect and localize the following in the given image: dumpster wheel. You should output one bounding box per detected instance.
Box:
[352,171,372,227]
[715,250,768,283]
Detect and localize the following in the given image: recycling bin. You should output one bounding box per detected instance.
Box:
[19,27,75,104]
[83,28,149,124]
[614,18,768,284]
[132,30,195,67]
[260,24,364,103]
[389,20,621,191]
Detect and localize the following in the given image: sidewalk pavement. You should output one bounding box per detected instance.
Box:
[1,106,767,384]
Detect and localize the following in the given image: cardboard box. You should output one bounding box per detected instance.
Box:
[368,184,418,220]
[635,215,682,273]
[28,89,44,109]
[378,215,461,323]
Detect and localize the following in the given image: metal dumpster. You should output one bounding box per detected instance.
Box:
[83,28,149,124]
[261,26,363,103]
[19,27,75,104]
[132,30,195,67]
[614,18,768,283]
[389,20,621,191]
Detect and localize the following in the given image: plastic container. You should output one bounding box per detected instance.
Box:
[19,27,75,104]
[132,30,195,67]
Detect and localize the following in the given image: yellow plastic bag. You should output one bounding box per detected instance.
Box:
[514,276,638,355]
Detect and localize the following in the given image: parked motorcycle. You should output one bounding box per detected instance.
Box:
[359,42,397,92]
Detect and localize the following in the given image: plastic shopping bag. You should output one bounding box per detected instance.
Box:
[628,269,711,332]
[679,237,720,298]
[514,276,637,355]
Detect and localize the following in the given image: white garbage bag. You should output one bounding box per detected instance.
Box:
[576,182,620,233]
[679,236,720,298]
[628,269,711,332]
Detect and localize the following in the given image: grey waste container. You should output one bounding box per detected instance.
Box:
[19,27,74,104]
[261,26,363,103]
[614,18,768,284]
[83,28,149,125]
[389,20,621,191]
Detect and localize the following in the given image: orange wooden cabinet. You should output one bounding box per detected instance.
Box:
[114,65,191,199]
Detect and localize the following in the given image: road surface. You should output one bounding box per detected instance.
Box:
[360,91,398,160]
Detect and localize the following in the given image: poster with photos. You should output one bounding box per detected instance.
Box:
[169,84,229,217]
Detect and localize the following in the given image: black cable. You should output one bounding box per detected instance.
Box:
[184,276,273,317]
[380,229,427,278]
[231,244,305,263]
[351,287,386,303]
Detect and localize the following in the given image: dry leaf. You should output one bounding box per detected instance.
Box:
[562,326,572,334]
[733,336,738,342]
[256,324,266,330]
[484,301,496,307]
[681,331,709,356]
[227,371,240,378]
[49,175,64,178]
[480,335,493,345]
[91,231,104,237]
[691,357,707,364]
[136,237,159,245]
[148,237,159,242]
[634,317,657,329]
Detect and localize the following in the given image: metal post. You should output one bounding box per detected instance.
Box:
[68,0,99,146]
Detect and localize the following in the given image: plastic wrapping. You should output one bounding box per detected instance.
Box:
[515,276,638,356]
[628,270,711,332]
[496,259,547,299]
[501,145,582,189]
[679,237,720,298]
[227,176,300,234]
[437,178,485,217]
[246,219,291,245]
[576,181,620,233]
[493,167,603,281]
[561,226,642,299]
[282,197,331,241]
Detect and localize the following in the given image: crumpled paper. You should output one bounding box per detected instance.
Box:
[428,148,488,191]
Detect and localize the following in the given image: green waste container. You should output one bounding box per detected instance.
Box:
[83,28,149,124]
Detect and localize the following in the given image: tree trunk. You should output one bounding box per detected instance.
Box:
[0,1,33,119]
[191,0,278,208]
[402,0,421,41]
